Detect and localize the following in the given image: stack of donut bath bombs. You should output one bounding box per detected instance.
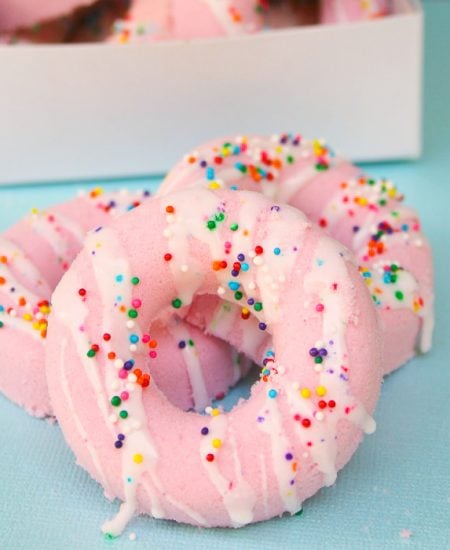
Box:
[0,1,392,44]
[0,132,431,536]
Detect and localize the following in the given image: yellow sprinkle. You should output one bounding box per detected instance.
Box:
[23,313,32,321]
[31,207,39,215]
[275,145,283,154]
[300,388,311,399]
[241,307,249,315]
[388,188,397,198]
[212,438,222,449]
[208,181,221,190]
[358,197,368,206]
[316,386,327,397]
[133,454,144,464]
[32,322,40,330]
[39,305,50,314]
[211,408,220,417]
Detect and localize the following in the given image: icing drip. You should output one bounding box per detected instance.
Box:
[166,316,210,412]
[199,413,256,526]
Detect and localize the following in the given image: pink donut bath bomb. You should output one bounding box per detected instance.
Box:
[320,0,390,23]
[0,188,245,417]
[0,0,95,33]
[160,134,434,375]
[110,0,264,43]
[46,188,382,534]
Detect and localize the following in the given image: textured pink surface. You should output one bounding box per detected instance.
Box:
[46,188,382,528]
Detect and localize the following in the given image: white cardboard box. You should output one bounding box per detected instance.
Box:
[0,0,422,185]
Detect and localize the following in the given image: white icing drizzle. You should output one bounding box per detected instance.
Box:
[0,263,44,306]
[257,392,301,513]
[199,414,256,526]
[166,316,209,412]
[0,236,50,291]
[58,338,110,492]
[27,211,72,262]
[0,311,42,341]
[200,0,247,35]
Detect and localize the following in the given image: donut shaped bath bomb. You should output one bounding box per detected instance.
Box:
[46,188,382,533]
[320,0,390,23]
[110,0,263,43]
[160,134,434,374]
[0,188,243,417]
[0,0,94,33]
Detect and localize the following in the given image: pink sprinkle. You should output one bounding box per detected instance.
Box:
[132,298,142,308]
[120,391,129,401]
[149,350,157,359]
[118,369,128,379]
[142,334,150,343]
[315,303,324,312]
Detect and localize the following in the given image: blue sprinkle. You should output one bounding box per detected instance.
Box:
[206,167,215,180]
[228,282,240,291]
[273,247,281,255]
[230,185,238,191]
[268,389,277,399]
[116,274,124,282]
[316,258,325,267]
[129,334,139,344]
[241,262,249,272]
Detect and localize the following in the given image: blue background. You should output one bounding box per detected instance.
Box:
[0,4,449,549]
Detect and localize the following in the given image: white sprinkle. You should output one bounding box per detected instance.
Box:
[129,533,137,541]
[114,359,124,369]
[315,412,325,421]
[163,228,172,238]
[166,214,175,224]
[217,286,225,296]
[128,374,137,383]
[129,344,137,352]
[248,281,256,291]
[292,382,300,390]
[180,264,189,273]
[314,364,323,373]
[253,256,264,266]
[126,320,135,329]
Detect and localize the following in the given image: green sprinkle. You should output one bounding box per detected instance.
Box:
[391,275,398,283]
[111,396,121,407]
[104,533,118,541]
[391,210,399,218]
[131,276,140,285]
[119,410,128,419]
[230,223,239,231]
[207,220,216,230]
[215,212,225,222]
[314,356,323,364]
[286,155,294,164]
[87,349,96,358]
[0,321,3,328]
[254,302,263,312]
[395,291,404,301]
[234,291,243,300]
[172,298,182,309]
[188,339,194,347]
[128,309,138,319]
[379,199,387,206]
[391,264,399,272]
[295,508,304,517]
[315,163,328,171]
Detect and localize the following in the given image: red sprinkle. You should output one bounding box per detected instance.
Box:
[164,253,173,262]
[78,288,86,297]
[206,453,215,462]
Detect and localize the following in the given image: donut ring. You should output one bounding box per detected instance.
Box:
[0,188,243,416]
[160,134,434,374]
[46,188,381,533]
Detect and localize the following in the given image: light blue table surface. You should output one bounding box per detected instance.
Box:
[1,4,449,550]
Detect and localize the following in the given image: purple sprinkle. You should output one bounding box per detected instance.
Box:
[257,416,265,423]
[143,190,151,197]
[271,205,281,212]
[352,225,360,233]
[201,427,209,435]
[178,341,186,349]
[237,253,245,261]
[231,270,239,277]
[319,348,328,357]
[259,322,267,331]
[95,226,102,232]
[290,480,295,485]
[247,298,255,306]
[309,347,318,357]
[118,433,125,441]
[114,441,123,449]
[124,360,134,371]
[327,369,334,374]
[285,453,293,461]
[200,160,207,168]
